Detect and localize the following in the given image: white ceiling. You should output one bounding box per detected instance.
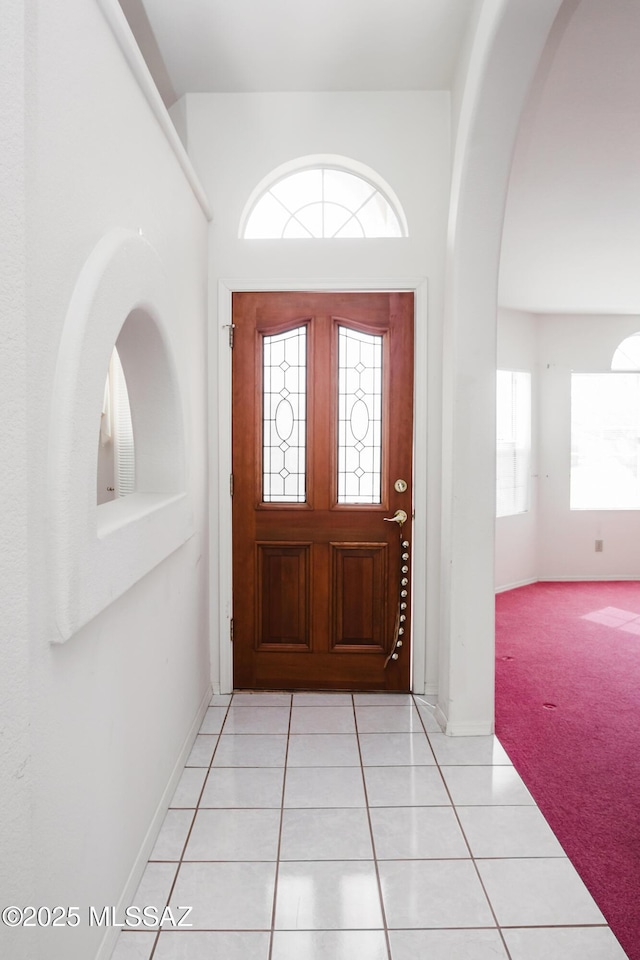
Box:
[121,0,640,316]
[122,0,476,99]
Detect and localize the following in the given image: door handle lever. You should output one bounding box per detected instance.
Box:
[384,509,408,526]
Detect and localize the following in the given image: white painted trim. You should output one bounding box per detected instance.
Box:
[443,719,495,737]
[496,576,640,594]
[94,683,212,960]
[215,277,429,695]
[434,703,448,733]
[539,575,640,582]
[96,0,212,222]
[495,577,538,593]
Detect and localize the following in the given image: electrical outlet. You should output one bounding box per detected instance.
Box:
[595,539,603,552]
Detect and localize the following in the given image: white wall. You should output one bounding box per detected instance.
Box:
[0,6,33,958]
[537,314,640,580]
[3,3,210,959]
[179,90,452,695]
[495,307,539,590]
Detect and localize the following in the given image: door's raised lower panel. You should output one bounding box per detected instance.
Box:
[250,652,393,691]
[331,542,388,651]
[256,542,311,649]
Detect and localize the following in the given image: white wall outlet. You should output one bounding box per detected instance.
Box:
[595,539,604,552]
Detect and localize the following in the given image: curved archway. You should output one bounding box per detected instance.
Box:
[438,0,564,733]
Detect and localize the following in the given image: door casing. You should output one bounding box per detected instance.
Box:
[213,277,429,695]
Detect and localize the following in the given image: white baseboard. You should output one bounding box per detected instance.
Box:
[496,576,640,594]
[442,718,495,737]
[95,683,212,960]
[495,577,538,594]
[538,575,640,582]
[432,702,494,737]
[434,703,448,733]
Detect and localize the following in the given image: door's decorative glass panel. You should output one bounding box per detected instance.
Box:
[263,326,307,502]
[338,326,383,504]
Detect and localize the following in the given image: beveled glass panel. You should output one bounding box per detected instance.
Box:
[263,326,307,502]
[338,326,383,504]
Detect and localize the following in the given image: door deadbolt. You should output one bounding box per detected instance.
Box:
[394,478,408,493]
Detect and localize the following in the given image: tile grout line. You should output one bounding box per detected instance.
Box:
[116,692,620,959]
[267,693,294,960]
[413,695,515,960]
[415,701,615,951]
[147,696,234,960]
[353,693,394,960]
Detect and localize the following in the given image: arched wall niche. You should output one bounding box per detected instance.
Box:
[49,228,192,643]
[115,305,185,494]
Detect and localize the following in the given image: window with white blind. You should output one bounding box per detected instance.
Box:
[97,347,135,503]
[496,370,531,518]
[570,332,640,510]
[571,373,640,510]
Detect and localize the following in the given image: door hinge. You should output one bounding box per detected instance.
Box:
[230,473,234,497]
[225,323,236,348]
[230,618,234,644]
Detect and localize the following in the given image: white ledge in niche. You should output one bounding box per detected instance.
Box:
[97,492,187,538]
[52,491,193,644]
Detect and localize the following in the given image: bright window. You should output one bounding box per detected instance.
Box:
[611,332,640,370]
[243,166,404,239]
[337,326,384,504]
[262,326,307,503]
[496,370,531,518]
[570,373,640,510]
[97,347,135,503]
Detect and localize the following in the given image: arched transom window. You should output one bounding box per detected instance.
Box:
[611,332,640,370]
[242,161,407,239]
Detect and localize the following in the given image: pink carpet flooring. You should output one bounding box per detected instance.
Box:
[495,581,640,960]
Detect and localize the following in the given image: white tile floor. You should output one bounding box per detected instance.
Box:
[111,692,629,960]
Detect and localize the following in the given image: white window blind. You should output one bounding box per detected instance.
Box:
[111,348,135,497]
[570,373,640,510]
[496,370,531,518]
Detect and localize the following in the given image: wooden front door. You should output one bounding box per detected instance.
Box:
[232,291,414,690]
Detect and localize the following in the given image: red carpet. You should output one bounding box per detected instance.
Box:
[495,581,640,959]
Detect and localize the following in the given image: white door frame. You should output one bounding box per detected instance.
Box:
[214,277,429,695]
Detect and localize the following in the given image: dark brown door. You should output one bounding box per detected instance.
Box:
[232,291,414,690]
